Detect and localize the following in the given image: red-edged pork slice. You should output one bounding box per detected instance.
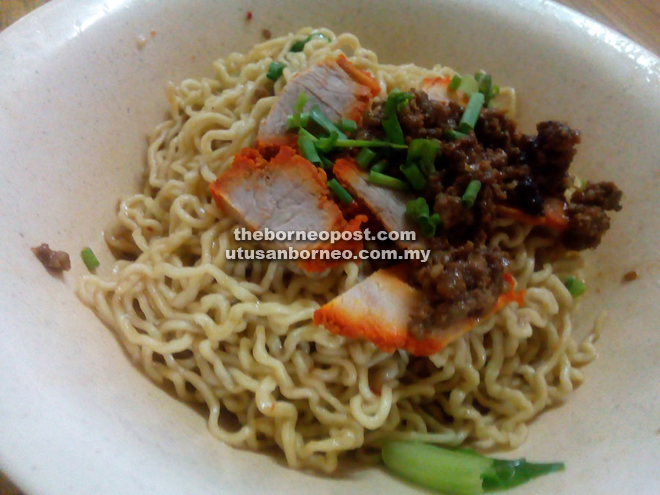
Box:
[257,55,380,153]
[421,76,469,105]
[314,269,525,356]
[333,158,428,251]
[210,146,366,272]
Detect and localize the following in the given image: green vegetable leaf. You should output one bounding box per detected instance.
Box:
[483,458,565,491]
[382,441,565,495]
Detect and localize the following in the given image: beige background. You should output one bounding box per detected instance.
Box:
[1,0,658,494]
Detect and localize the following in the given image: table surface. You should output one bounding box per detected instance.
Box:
[0,0,658,494]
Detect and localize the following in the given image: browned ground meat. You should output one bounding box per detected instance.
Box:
[563,204,611,249]
[526,121,581,196]
[563,181,623,249]
[572,181,623,211]
[409,243,508,336]
[32,243,71,272]
[358,89,621,333]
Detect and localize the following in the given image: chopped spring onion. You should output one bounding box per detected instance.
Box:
[290,32,330,52]
[406,197,430,219]
[382,441,565,495]
[475,71,491,96]
[406,198,441,237]
[337,118,357,133]
[309,105,347,139]
[293,92,308,113]
[332,139,407,149]
[461,180,482,208]
[400,162,427,191]
[407,139,440,177]
[298,135,322,166]
[319,154,333,169]
[286,93,310,129]
[448,74,462,91]
[458,74,479,97]
[458,92,485,133]
[382,89,414,145]
[286,112,309,130]
[81,247,100,270]
[266,61,286,81]
[328,179,353,204]
[419,213,442,237]
[371,160,389,173]
[368,171,409,191]
[356,148,377,169]
[444,129,470,141]
[298,127,317,141]
[475,70,499,106]
[382,118,404,145]
[564,276,586,297]
[490,85,500,102]
[316,131,340,153]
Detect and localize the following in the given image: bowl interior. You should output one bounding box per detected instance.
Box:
[1,0,659,493]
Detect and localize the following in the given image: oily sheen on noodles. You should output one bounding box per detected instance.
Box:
[78,28,598,472]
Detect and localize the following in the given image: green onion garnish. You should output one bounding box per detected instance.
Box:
[400,162,427,191]
[309,105,347,139]
[382,118,404,146]
[419,213,442,237]
[406,198,440,237]
[406,197,430,219]
[356,148,377,169]
[286,112,309,130]
[564,276,587,297]
[458,74,479,97]
[290,33,330,52]
[475,70,498,106]
[382,89,414,145]
[368,171,409,191]
[315,130,340,153]
[337,118,357,133]
[448,74,462,91]
[266,61,286,81]
[298,127,317,141]
[461,180,482,208]
[328,179,353,204]
[371,160,389,173]
[286,93,310,130]
[444,129,470,141]
[319,154,333,169]
[407,139,439,177]
[382,441,565,495]
[293,92,308,113]
[333,139,406,149]
[298,135,322,166]
[81,247,100,270]
[458,92,485,133]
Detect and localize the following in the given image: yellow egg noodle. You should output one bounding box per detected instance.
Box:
[78,28,599,472]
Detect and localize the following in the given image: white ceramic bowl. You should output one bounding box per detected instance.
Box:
[1,0,659,493]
